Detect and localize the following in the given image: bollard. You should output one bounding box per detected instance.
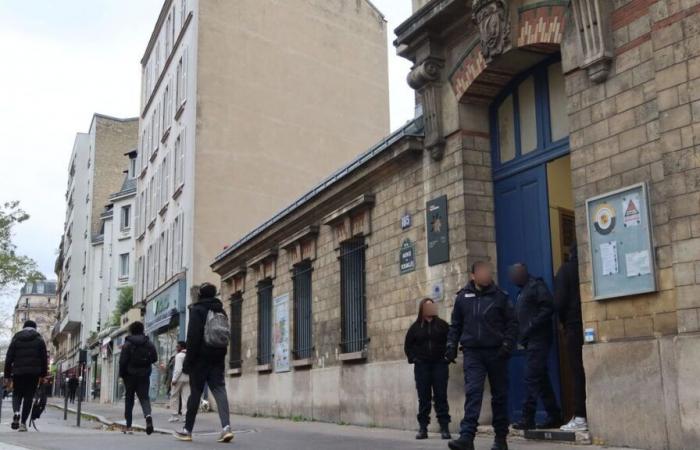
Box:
[76,374,83,427]
[64,384,68,420]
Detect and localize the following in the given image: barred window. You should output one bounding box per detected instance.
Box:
[257,279,273,365]
[229,294,243,369]
[339,238,367,354]
[292,261,313,360]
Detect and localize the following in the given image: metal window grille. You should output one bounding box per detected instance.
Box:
[229,294,243,369]
[292,261,313,360]
[339,238,367,353]
[257,279,273,365]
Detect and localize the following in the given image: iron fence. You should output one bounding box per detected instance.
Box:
[339,239,368,353]
[292,262,313,360]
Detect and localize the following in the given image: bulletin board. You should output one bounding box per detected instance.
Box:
[585,182,656,300]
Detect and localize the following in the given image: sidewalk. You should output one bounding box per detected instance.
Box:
[48,399,224,434]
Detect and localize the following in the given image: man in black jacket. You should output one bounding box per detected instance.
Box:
[509,263,561,430]
[119,321,158,435]
[67,374,78,403]
[4,320,48,432]
[446,261,518,450]
[554,245,588,432]
[174,283,233,443]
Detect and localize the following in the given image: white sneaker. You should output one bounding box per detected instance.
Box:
[168,415,180,423]
[560,416,588,432]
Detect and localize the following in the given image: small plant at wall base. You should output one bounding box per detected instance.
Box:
[110,286,133,327]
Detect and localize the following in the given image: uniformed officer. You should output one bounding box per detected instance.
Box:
[509,263,561,430]
[445,261,518,450]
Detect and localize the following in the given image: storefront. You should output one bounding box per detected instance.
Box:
[144,277,187,401]
[111,331,127,403]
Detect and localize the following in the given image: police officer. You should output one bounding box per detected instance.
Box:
[446,261,518,450]
[509,263,561,430]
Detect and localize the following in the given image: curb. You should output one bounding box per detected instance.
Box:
[47,402,172,435]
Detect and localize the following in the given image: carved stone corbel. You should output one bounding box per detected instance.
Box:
[570,0,613,83]
[408,57,445,160]
[472,0,511,64]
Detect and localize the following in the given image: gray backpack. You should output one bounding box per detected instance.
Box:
[204,309,230,348]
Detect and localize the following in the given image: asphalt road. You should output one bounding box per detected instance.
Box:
[0,401,634,450]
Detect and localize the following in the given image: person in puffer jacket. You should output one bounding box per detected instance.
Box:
[445,261,518,450]
[3,320,48,431]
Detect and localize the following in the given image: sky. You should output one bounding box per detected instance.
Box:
[0,1,414,313]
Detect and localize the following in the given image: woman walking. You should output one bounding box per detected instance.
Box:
[404,298,451,440]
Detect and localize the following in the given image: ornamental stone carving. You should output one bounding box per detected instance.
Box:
[472,0,511,64]
[407,57,446,160]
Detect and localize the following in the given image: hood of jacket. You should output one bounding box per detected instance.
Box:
[193,296,224,312]
[15,328,41,342]
[125,334,149,346]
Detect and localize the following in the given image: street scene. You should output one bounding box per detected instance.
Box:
[2,0,700,449]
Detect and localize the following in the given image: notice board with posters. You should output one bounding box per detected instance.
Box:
[273,293,290,373]
[586,182,656,300]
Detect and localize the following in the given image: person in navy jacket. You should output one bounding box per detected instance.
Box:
[445,261,518,450]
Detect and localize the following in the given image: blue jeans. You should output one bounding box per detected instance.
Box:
[460,348,510,439]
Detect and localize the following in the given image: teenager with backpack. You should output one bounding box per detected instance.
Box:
[3,320,48,432]
[119,321,158,435]
[174,283,233,443]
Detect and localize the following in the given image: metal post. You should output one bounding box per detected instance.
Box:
[76,367,83,427]
[63,381,68,420]
[0,373,5,424]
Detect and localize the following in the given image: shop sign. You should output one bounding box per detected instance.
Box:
[426,195,450,266]
[399,239,416,275]
[145,279,185,333]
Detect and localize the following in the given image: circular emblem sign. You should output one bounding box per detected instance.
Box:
[593,203,616,235]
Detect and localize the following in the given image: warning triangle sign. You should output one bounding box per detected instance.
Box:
[625,200,639,216]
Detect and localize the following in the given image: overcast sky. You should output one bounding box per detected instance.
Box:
[0,1,414,312]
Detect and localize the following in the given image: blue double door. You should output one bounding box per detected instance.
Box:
[494,164,562,423]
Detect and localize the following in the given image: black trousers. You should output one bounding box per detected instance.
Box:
[185,362,230,432]
[123,375,152,428]
[565,324,587,418]
[522,341,560,422]
[12,375,39,424]
[68,386,77,403]
[414,361,450,428]
[460,349,509,439]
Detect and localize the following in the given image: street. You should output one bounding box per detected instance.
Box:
[0,400,637,450]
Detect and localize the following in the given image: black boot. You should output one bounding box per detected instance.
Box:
[415,426,428,440]
[448,436,475,450]
[511,418,535,430]
[491,436,508,450]
[537,415,563,429]
[440,424,451,440]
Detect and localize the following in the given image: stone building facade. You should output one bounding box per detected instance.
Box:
[13,280,58,353]
[211,1,700,449]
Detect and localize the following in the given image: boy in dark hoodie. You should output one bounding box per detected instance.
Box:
[119,321,158,435]
[4,320,48,431]
[174,283,233,443]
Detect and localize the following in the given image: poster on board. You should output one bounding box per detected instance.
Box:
[273,293,290,373]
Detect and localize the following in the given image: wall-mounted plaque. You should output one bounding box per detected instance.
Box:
[399,239,416,275]
[585,183,656,300]
[426,195,449,266]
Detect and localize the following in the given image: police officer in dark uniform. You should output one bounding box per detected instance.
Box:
[446,261,518,450]
[509,263,561,430]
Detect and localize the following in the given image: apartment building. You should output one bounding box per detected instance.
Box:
[133,0,390,397]
[53,114,138,391]
[12,280,58,352]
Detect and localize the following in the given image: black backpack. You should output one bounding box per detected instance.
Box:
[131,341,153,368]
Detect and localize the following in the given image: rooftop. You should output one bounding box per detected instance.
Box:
[19,280,57,296]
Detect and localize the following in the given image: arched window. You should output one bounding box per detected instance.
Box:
[490,58,569,179]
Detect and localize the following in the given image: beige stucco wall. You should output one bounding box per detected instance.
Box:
[192,0,390,285]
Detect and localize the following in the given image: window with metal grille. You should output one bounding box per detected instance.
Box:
[339,238,367,353]
[229,294,243,369]
[292,261,313,360]
[257,279,273,365]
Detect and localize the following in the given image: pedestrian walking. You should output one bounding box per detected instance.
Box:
[554,244,588,432]
[404,298,451,440]
[445,261,518,450]
[67,374,78,403]
[174,283,233,443]
[118,321,158,435]
[168,341,189,423]
[509,263,561,430]
[3,320,48,432]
